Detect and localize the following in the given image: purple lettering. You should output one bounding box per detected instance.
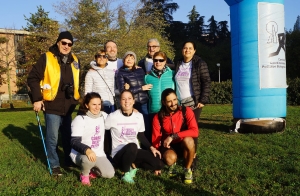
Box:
[120,126,136,138]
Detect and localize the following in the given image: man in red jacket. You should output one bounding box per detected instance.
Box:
[152,88,199,184]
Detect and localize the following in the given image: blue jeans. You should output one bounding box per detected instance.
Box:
[134,102,151,144]
[44,113,72,168]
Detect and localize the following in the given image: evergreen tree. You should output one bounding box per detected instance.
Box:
[286,30,300,79]
[66,0,107,67]
[218,20,230,39]
[293,15,300,31]
[139,0,179,22]
[207,15,218,43]
[186,5,205,41]
[19,6,59,91]
[187,5,199,23]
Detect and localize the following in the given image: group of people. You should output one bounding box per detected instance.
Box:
[27,31,211,186]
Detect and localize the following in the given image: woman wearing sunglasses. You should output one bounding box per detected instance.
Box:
[144,51,175,141]
[70,92,115,186]
[85,49,116,114]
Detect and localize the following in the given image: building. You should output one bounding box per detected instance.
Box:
[0,28,29,101]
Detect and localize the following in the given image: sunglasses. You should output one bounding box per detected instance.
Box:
[153,59,165,62]
[61,41,73,47]
[95,54,108,59]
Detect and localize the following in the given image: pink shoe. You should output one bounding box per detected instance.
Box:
[89,171,97,179]
[80,174,91,186]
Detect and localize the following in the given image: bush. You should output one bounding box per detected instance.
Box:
[208,78,300,106]
[209,80,232,104]
[287,77,300,105]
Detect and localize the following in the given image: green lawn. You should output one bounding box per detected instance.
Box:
[0,105,299,195]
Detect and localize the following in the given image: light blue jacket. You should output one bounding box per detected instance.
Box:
[145,67,175,114]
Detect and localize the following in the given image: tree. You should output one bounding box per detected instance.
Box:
[139,0,179,22]
[286,30,300,79]
[19,6,59,92]
[167,21,188,47]
[207,15,218,43]
[217,20,230,39]
[187,5,199,23]
[0,30,22,109]
[66,0,108,65]
[293,15,300,32]
[117,7,127,32]
[186,5,205,42]
[55,0,174,91]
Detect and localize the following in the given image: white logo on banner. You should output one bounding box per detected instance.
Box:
[258,2,287,89]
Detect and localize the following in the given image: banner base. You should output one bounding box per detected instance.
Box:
[230,118,286,134]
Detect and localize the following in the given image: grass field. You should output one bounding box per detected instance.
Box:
[0,105,299,195]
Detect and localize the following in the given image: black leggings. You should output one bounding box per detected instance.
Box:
[113,143,164,173]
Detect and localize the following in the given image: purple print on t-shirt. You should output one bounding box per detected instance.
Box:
[176,70,190,79]
[120,126,136,138]
[91,125,101,148]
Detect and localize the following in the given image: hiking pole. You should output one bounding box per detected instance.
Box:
[28,92,52,175]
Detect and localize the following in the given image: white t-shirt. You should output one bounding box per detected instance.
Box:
[107,59,123,73]
[105,110,145,157]
[70,112,108,162]
[175,61,193,100]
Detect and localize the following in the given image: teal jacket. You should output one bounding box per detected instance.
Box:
[145,67,175,114]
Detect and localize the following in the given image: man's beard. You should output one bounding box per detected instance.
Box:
[108,54,117,61]
[167,104,178,113]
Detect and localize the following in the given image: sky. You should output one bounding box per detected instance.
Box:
[0,0,299,31]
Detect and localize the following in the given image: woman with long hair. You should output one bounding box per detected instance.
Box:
[70,92,115,186]
[105,90,164,184]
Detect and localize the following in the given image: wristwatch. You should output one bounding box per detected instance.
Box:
[170,133,178,140]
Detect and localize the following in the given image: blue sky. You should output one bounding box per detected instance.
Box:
[0,0,298,31]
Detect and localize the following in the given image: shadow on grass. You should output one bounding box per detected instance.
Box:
[198,122,230,133]
[2,123,64,170]
[0,107,33,112]
[143,172,214,196]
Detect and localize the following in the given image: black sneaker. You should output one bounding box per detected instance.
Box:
[52,167,63,176]
[91,166,101,177]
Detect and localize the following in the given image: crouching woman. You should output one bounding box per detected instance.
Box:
[105,90,164,184]
[70,92,115,186]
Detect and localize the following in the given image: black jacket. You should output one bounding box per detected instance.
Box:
[175,55,211,104]
[116,67,149,104]
[27,45,79,116]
